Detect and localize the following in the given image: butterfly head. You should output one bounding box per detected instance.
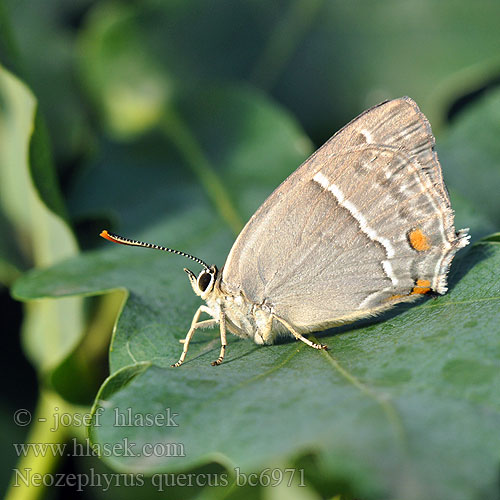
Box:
[184,265,218,299]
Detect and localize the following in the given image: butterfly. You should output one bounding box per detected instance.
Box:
[101,97,469,366]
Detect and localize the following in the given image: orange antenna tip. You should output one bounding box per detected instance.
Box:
[100,230,118,243]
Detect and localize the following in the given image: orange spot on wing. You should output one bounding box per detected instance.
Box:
[411,279,432,295]
[388,294,405,301]
[408,229,431,252]
[416,279,431,287]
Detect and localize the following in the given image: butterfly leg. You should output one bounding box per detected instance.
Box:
[178,320,214,343]
[274,316,328,351]
[211,310,227,366]
[172,306,217,367]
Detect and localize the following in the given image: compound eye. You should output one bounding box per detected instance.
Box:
[197,271,212,292]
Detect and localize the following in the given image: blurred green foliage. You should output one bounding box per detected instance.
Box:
[1,1,500,499]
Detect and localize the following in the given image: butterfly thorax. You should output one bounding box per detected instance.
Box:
[199,277,283,345]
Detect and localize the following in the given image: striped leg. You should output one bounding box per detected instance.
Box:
[172,306,217,367]
[211,310,227,366]
[274,316,328,351]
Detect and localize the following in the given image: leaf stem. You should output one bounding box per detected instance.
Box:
[160,108,244,236]
[250,0,324,90]
[6,390,72,500]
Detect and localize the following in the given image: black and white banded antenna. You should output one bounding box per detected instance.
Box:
[100,230,210,270]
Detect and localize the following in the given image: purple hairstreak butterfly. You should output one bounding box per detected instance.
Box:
[101,97,470,366]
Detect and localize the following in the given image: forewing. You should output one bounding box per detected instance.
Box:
[222,97,469,329]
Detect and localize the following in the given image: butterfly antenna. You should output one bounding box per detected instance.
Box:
[100,230,210,270]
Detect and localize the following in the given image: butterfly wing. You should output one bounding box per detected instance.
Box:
[221,97,469,330]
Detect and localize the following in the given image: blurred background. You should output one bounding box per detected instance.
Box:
[1,0,500,499]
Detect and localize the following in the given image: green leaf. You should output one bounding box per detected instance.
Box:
[1,0,91,164]
[76,0,500,139]
[15,83,312,371]
[439,89,500,232]
[12,81,500,499]
[14,237,500,499]
[77,2,172,139]
[68,85,311,234]
[86,240,500,499]
[0,63,84,370]
[270,0,500,135]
